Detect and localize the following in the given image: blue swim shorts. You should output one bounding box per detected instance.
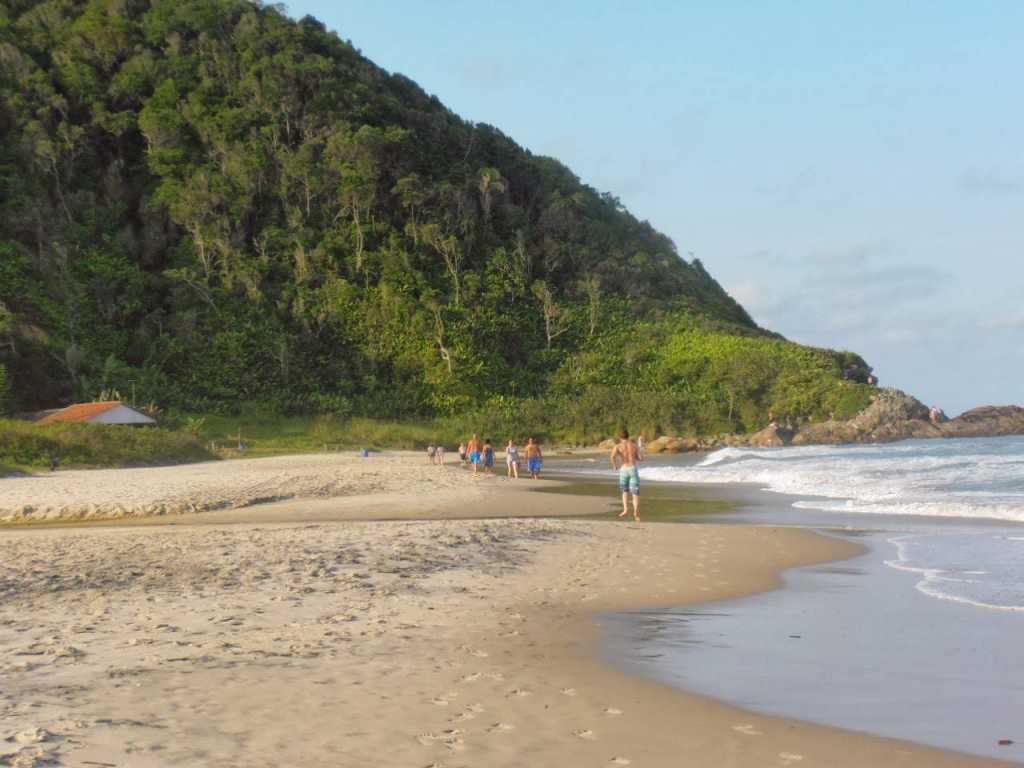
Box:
[618,465,640,495]
[469,451,481,464]
[527,457,542,473]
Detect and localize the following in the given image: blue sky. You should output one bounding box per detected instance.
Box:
[288,1,1022,414]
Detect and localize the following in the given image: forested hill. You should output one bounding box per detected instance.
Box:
[0,0,873,439]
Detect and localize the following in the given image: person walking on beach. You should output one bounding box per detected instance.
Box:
[467,434,483,475]
[636,434,646,460]
[426,442,436,465]
[611,429,641,521]
[435,443,446,466]
[506,439,520,479]
[482,439,495,475]
[458,442,467,463]
[525,437,543,480]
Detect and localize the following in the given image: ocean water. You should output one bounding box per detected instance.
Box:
[640,436,1024,611]
[593,435,1024,759]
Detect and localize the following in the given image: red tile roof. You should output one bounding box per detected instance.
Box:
[36,401,123,425]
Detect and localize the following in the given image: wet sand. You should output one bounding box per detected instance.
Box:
[1,458,1013,766]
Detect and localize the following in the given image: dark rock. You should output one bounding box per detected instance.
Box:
[942,405,1024,438]
[792,390,1024,446]
[646,436,701,454]
[745,424,795,447]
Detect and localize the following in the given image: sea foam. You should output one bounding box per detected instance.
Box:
[640,436,1024,524]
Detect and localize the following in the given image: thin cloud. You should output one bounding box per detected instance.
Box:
[959,170,1023,196]
[982,312,1024,330]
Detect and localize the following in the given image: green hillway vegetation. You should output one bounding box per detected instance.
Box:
[0,0,875,469]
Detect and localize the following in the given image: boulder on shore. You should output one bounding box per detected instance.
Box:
[790,390,1024,446]
[646,436,701,454]
[745,424,792,447]
[941,405,1024,438]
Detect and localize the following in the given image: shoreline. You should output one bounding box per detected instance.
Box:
[1,464,1014,765]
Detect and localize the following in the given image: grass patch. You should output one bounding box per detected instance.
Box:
[189,413,459,456]
[181,410,547,456]
[0,419,215,471]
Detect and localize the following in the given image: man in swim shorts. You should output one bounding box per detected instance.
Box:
[525,437,543,479]
[610,428,640,521]
[467,433,483,475]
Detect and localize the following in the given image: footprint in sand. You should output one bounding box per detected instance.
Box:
[430,696,450,706]
[560,687,577,696]
[454,703,484,721]
[507,688,532,698]
[610,758,632,766]
[779,753,804,765]
[416,728,464,750]
[731,723,764,736]
[574,729,597,740]
[460,672,481,683]
[603,707,623,716]
[487,722,515,733]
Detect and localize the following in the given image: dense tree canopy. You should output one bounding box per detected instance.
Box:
[0,0,872,434]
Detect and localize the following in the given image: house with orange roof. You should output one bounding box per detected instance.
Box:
[34,401,156,426]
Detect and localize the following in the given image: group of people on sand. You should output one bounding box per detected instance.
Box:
[454,434,544,479]
[427,428,643,521]
[425,442,446,465]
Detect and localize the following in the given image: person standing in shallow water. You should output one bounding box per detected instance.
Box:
[611,429,641,521]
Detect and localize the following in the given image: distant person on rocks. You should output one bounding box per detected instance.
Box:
[611,428,641,521]
[435,443,446,465]
[525,437,543,479]
[482,439,495,475]
[426,443,436,464]
[458,442,467,463]
[506,439,520,478]
[636,434,646,460]
[467,434,483,475]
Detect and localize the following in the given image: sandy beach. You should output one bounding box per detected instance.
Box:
[1,455,1013,766]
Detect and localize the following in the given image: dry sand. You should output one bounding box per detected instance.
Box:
[0,457,1011,767]
[0,453,484,523]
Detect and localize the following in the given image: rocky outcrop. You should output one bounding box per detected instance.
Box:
[594,394,1023,454]
[792,390,939,445]
[743,424,794,447]
[646,436,702,454]
[790,391,1024,446]
[941,405,1024,438]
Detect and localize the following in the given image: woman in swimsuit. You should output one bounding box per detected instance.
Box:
[506,440,520,479]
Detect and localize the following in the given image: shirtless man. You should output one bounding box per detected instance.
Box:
[610,429,641,521]
[524,437,543,479]
[466,433,483,475]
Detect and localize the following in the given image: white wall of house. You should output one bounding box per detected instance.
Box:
[89,405,156,425]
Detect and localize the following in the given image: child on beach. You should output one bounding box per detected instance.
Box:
[426,443,436,464]
[458,442,467,463]
[525,437,543,479]
[506,439,520,479]
[482,440,495,475]
[435,443,445,465]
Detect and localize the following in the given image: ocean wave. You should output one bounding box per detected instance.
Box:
[885,534,1024,611]
[641,436,1024,524]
